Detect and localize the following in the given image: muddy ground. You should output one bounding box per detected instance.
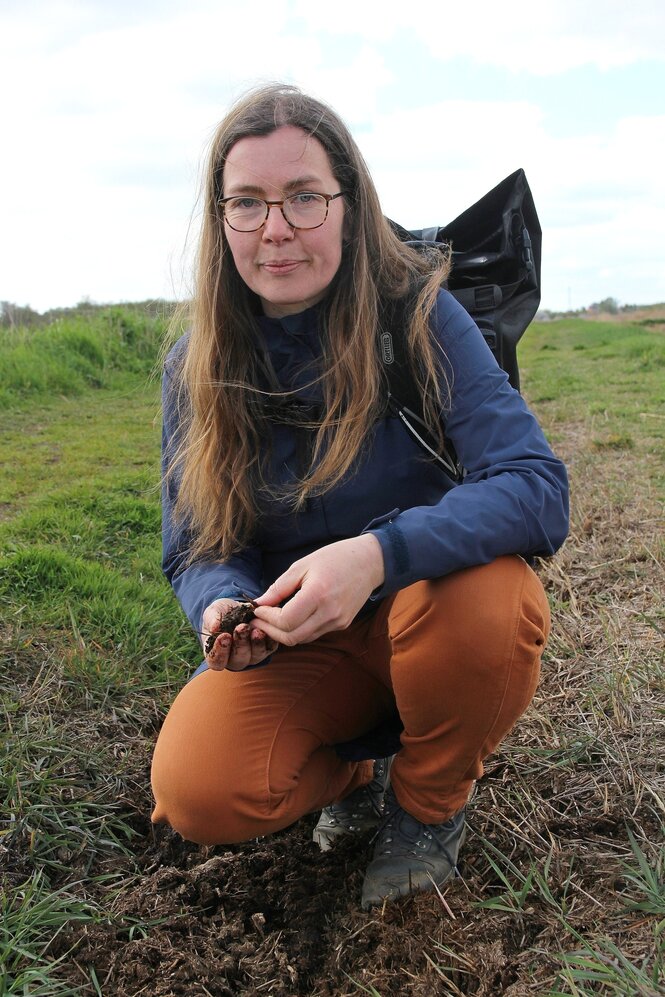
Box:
[39,743,659,996]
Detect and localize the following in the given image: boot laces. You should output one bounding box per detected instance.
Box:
[374,794,461,871]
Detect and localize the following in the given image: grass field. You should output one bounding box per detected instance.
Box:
[1,305,663,996]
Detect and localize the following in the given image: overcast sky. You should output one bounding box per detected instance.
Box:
[1,0,663,313]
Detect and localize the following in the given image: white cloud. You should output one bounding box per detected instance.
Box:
[0,0,663,311]
[357,100,546,225]
[293,45,394,123]
[525,115,665,308]
[352,103,665,309]
[293,0,665,73]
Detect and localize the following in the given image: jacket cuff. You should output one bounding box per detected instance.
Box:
[362,508,410,598]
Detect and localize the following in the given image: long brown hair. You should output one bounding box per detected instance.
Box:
[165,83,451,563]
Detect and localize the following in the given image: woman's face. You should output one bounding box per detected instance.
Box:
[222,125,345,318]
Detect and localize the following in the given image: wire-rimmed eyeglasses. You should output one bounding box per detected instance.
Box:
[219,191,344,232]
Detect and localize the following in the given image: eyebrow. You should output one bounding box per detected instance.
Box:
[225,176,325,196]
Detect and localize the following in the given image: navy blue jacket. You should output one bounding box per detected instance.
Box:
[162,290,569,636]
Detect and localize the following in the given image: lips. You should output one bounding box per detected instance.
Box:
[259,260,305,274]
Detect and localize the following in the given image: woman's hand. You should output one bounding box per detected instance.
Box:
[252,534,385,646]
[201,599,278,672]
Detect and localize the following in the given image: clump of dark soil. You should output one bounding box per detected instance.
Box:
[42,764,657,997]
[46,811,513,996]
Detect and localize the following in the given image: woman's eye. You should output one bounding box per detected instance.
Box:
[291,193,318,205]
[234,197,262,210]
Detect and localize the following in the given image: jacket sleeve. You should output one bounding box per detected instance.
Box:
[366,290,569,596]
[161,345,264,634]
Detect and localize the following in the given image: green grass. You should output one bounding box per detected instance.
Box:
[0,874,100,996]
[0,309,194,991]
[0,307,166,409]
[0,380,197,670]
[521,318,665,492]
[1,306,663,994]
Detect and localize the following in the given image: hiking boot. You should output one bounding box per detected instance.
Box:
[313,757,393,851]
[361,786,466,909]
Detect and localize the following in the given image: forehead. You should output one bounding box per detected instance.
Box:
[223,125,336,195]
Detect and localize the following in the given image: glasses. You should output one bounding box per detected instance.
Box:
[219,191,344,232]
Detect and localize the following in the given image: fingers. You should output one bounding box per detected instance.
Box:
[253,590,351,646]
[255,567,302,609]
[205,630,233,670]
[252,588,318,644]
[201,598,237,636]
[205,623,277,672]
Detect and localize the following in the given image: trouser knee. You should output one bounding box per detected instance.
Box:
[386,557,550,822]
[150,669,373,846]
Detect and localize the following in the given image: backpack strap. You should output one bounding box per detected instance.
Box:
[380,295,464,483]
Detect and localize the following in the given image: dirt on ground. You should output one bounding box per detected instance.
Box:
[32,799,587,996]
[38,746,659,997]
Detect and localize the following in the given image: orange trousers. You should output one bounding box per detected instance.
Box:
[151,556,550,845]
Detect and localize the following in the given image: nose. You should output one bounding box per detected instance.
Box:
[262,203,295,241]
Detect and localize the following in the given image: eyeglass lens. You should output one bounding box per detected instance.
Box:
[224,193,329,231]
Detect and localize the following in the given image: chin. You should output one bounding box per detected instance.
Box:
[260,288,328,319]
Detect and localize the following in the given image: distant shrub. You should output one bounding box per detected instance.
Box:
[595,296,619,314]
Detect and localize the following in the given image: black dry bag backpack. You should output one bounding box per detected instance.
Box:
[384,168,542,481]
